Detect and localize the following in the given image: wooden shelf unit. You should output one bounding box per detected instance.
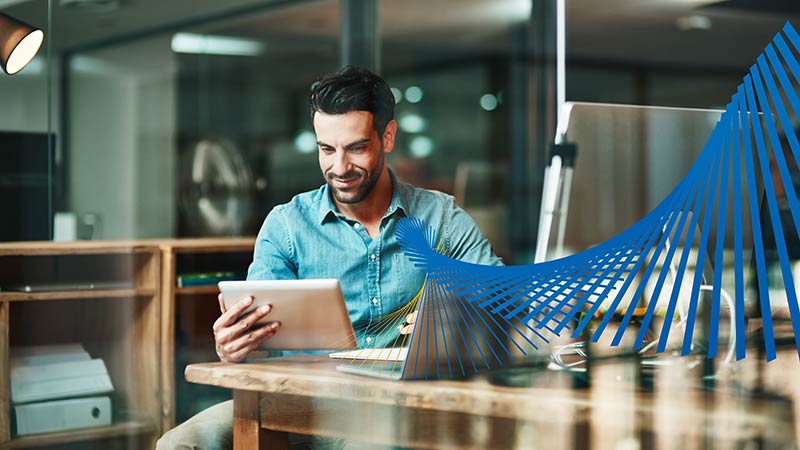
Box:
[157,238,254,431]
[0,237,255,447]
[0,242,162,450]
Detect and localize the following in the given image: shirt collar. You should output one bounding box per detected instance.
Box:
[317,168,407,224]
[318,183,338,224]
[383,168,407,220]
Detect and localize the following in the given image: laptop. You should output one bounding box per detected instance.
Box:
[332,279,541,380]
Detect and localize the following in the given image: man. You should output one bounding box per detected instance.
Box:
[157,65,502,450]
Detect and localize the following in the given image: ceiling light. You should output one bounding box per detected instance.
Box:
[0,12,44,75]
[480,94,498,111]
[398,113,426,133]
[404,86,423,103]
[171,33,264,56]
[60,0,120,13]
[409,136,434,158]
[293,130,317,154]
[0,1,31,9]
[676,15,712,31]
[390,87,403,104]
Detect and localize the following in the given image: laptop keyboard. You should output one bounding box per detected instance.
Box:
[329,347,408,362]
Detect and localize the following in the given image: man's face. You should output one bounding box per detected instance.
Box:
[314,110,395,205]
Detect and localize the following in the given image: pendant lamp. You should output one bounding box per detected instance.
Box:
[0,12,44,75]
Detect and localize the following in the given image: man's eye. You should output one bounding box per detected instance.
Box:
[320,147,334,153]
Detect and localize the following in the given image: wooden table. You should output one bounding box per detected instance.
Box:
[184,354,798,450]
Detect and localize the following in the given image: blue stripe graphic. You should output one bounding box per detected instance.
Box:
[382,22,800,377]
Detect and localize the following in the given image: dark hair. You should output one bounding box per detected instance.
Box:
[309,65,395,136]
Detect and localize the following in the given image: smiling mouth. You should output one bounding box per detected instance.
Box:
[331,177,358,188]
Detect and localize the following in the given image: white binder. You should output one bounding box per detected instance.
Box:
[14,396,111,435]
[11,352,114,404]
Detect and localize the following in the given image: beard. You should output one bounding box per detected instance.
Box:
[326,154,385,205]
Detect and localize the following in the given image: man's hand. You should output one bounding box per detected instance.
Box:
[399,310,417,335]
[213,294,281,362]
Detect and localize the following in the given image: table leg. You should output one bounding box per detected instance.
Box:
[233,390,289,450]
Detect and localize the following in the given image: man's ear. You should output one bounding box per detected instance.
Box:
[382,120,397,154]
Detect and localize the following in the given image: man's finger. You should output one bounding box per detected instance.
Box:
[220,318,279,353]
[218,293,227,314]
[213,296,253,332]
[221,322,280,360]
[236,305,272,333]
[214,304,272,346]
[399,324,414,335]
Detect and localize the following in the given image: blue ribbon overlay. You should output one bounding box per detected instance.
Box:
[393,21,800,372]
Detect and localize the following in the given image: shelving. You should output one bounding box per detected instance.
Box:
[0,242,162,450]
[0,237,255,447]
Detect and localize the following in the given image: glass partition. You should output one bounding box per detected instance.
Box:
[65,1,340,240]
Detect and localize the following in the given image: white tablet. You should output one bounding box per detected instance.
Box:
[218,279,357,351]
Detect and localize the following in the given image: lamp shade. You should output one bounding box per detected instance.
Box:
[0,12,44,75]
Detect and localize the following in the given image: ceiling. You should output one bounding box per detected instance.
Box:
[3,0,800,74]
[567,0,798,70]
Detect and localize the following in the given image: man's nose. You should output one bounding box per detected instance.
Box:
[332,150,350,174]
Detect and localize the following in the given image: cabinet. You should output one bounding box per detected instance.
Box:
[156,239,254,431]
[0,238,255,447]
[0,241,162,450]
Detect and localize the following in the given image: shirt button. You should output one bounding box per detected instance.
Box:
[370,253,376,260]
[353,223,361,229]
[371,297,378,305]
[366,337,374,344]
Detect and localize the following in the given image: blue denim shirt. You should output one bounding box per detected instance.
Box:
[247,170,503,348]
